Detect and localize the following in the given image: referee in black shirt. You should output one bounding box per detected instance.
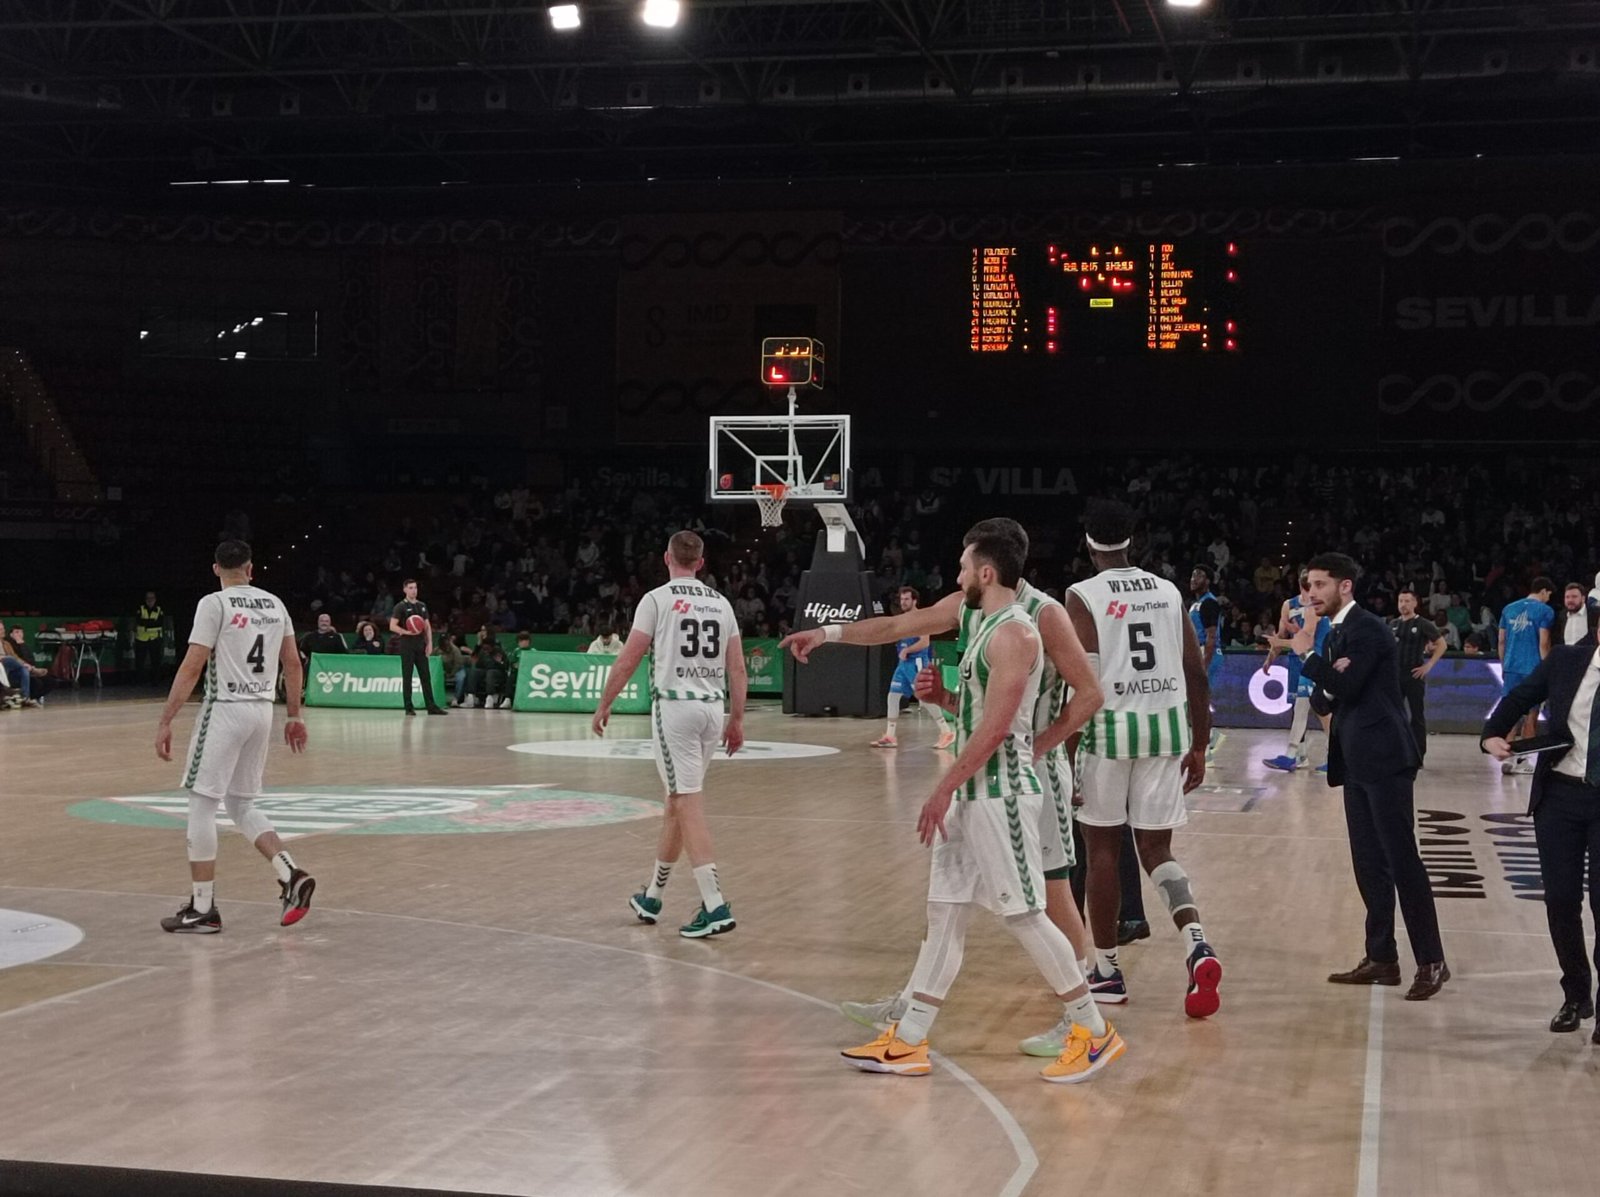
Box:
[1392,587,1446,761]
[390,580,447,717]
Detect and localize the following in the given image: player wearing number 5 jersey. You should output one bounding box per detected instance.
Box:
[593,531,747,939]
[1056,500,1222,1020]
[154,540,315,935]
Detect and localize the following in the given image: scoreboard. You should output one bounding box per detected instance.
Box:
[970,240,1241,355]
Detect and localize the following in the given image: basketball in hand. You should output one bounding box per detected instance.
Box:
[405,614,426,635]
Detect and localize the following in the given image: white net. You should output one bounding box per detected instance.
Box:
[753,485,788,527]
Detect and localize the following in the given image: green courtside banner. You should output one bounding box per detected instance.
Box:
[304,653,446,709]
[743,638,781,694]
[513,651,651,714]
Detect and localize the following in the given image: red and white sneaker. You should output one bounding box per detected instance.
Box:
[1185,942,1223,1018]
[279,868,316,926]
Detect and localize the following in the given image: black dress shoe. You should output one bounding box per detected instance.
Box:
[1117,919,1151,946]
[1404,961,1450,1001]
[1592,1024,1600,1045]
[1550,999,1593,1033]
[1328,958,1402,986]
[426,707,448,715]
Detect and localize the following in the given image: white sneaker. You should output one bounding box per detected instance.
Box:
[839,993,907,1030]
[1512,755,1536,775]
[1018,1015,1072,1058]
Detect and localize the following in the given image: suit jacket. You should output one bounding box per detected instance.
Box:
[1553,606,1599,647]
[1300,604,1421,787]
[1481,643,1599,814]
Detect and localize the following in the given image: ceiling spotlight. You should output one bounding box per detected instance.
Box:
[1166,0,1206,7]
[641,0,681,29]
[548,4,581,30]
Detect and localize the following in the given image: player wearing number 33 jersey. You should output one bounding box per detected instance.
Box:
[595,531,748,940]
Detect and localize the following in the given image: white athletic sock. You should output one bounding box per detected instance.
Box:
[897,997,939,1044]
[1181,921,1207,956]
[645,859,673,900]
[693,863,725,911]
[1288,697,1311,761]
[1095,945,1120,977]
[1065,992,1108,1038]
[192,880,214,914]
[270,850,296,885]
[885,692,902,737]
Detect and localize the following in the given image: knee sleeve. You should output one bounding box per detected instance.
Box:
[1289,696,1311,747]
[1004,909,1085,995]
[1150,860,1198,919]
[224,793,274,844]
[907,902,972,1002]
[187,794,219,862]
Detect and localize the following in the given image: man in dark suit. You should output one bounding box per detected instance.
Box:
[1553,582,1600,649]
[1482,621,1600,1038]
[1285,552,1448,1000]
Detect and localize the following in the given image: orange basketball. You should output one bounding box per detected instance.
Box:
[719,473,733,491]
[405,614,426,634]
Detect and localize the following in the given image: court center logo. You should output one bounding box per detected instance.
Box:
[507,739,839,761]
[67,784,661,839]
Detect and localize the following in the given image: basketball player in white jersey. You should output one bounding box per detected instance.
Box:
[1047,499,1223,1019]
[153,540,315,934]
[832,528,1123,1082]
[593,531,746,939]
[781,518,1104,1039]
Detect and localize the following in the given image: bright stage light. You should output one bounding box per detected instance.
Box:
[548,5,580,30]
[641,0,681,29]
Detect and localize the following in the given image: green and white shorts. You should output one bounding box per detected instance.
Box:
[651,700,723,795]
[928,792,1048,917]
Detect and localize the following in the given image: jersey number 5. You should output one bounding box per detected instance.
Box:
[246,634,267,674]
[1128,623,1155,672]
[679,618,721,659]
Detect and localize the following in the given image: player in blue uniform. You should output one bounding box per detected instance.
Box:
[1497,577,1555,774]
[1189,566,1225,756]
[1262,570,1332,772]
[873,586,934,748]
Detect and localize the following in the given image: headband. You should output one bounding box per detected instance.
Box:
[1086,535,1131,552]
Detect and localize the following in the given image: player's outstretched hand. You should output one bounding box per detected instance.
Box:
[917,789,953,846]
[722,717,745,758]
[912,663,946,706]
[591,705,610,738]
[284,717,308,753]
[779,627,826,663]
[1180,744,1206,794]
[155,722,173,762]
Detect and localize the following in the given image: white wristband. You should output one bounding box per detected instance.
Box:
[822,624,844,643]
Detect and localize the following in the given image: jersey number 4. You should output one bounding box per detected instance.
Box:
[246,634,267,674]
[1128,623,1155,672]
[679,618,721,659]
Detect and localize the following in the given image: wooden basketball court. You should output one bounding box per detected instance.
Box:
[3,695,1598,1196]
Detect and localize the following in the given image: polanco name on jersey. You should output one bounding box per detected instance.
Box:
[525,661,643,700]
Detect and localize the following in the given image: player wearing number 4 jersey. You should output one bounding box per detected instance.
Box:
[594,531,746,939]
[1053,499,1223,1020]
[154,540,315,935]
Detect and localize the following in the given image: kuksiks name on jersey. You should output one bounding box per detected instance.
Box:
[669,583,721,600]
[227,595,276,610]
[1114,677,1178,697]
[1106,578,1160,594]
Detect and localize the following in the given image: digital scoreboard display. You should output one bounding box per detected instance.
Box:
[970,241,1241,355]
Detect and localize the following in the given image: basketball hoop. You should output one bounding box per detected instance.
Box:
[752,483,788,527]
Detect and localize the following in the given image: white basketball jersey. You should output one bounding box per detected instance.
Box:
[1068,567,1192,759]
[632,578,740,702]
[955,602,1044,800]
[189,585,293,702]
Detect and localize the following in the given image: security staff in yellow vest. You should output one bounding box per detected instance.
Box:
[134,591,166,685]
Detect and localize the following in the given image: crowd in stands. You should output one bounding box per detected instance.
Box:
[266,452,1600,677]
